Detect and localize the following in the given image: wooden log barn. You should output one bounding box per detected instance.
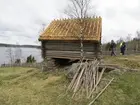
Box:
[39,17,102,60]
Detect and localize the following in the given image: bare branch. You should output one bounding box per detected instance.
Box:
[65,0,94,18]
[72,0,80,18]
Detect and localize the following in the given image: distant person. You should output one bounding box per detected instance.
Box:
[110,40,116,56]
[119,42,123,55]
[120,42,126,55]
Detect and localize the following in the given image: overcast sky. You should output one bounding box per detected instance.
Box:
[0,0,140,45]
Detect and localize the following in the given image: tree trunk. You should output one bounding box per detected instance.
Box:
[80,25,84,62]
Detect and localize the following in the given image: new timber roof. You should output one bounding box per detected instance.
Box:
[39,17,102,41]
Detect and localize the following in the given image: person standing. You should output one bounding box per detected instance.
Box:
[120,42,123,55]
[120,42,126,55]
[110,40,116,56]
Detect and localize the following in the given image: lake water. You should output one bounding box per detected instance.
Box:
[0,47,43,65]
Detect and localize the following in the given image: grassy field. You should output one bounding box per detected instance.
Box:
[104,55,140,69]
[0,67,89,105]
[0,55,140,105]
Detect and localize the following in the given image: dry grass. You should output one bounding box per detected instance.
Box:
[0,55,140,105]
[0,67,88,105]
[103,55,140,69]
[94,71,140,105]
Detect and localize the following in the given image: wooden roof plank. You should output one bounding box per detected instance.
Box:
[39,17,102,41]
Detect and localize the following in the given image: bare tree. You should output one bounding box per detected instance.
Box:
[39,23,46,34]
[64,0,96,61]
[136,31,140,39]
[15,43,22,64]
[136,31,140,51]
[6,47,14,66]
[116,37,123,44]
[126,34,132,42]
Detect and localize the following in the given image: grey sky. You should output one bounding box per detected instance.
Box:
[0,0,140,45]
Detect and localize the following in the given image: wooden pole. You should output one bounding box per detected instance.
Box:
[88,78,114,105]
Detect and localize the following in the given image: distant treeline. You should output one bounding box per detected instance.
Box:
[0,43,41,49]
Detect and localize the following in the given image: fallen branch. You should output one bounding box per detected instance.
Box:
[99,64,139,72]
[88,78,114,105]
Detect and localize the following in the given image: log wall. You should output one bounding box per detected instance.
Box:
[41,40,101,60]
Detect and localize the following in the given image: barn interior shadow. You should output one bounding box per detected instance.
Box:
[53,58,79,67]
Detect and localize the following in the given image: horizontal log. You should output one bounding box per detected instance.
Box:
[46,50,99,55]
[45,50,101,59]
[44,41,100,52]
[41,41,101,59]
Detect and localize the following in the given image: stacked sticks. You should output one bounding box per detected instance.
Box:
[67,60,114,103]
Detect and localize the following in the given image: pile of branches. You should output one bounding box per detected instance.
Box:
[67,60,114,104]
